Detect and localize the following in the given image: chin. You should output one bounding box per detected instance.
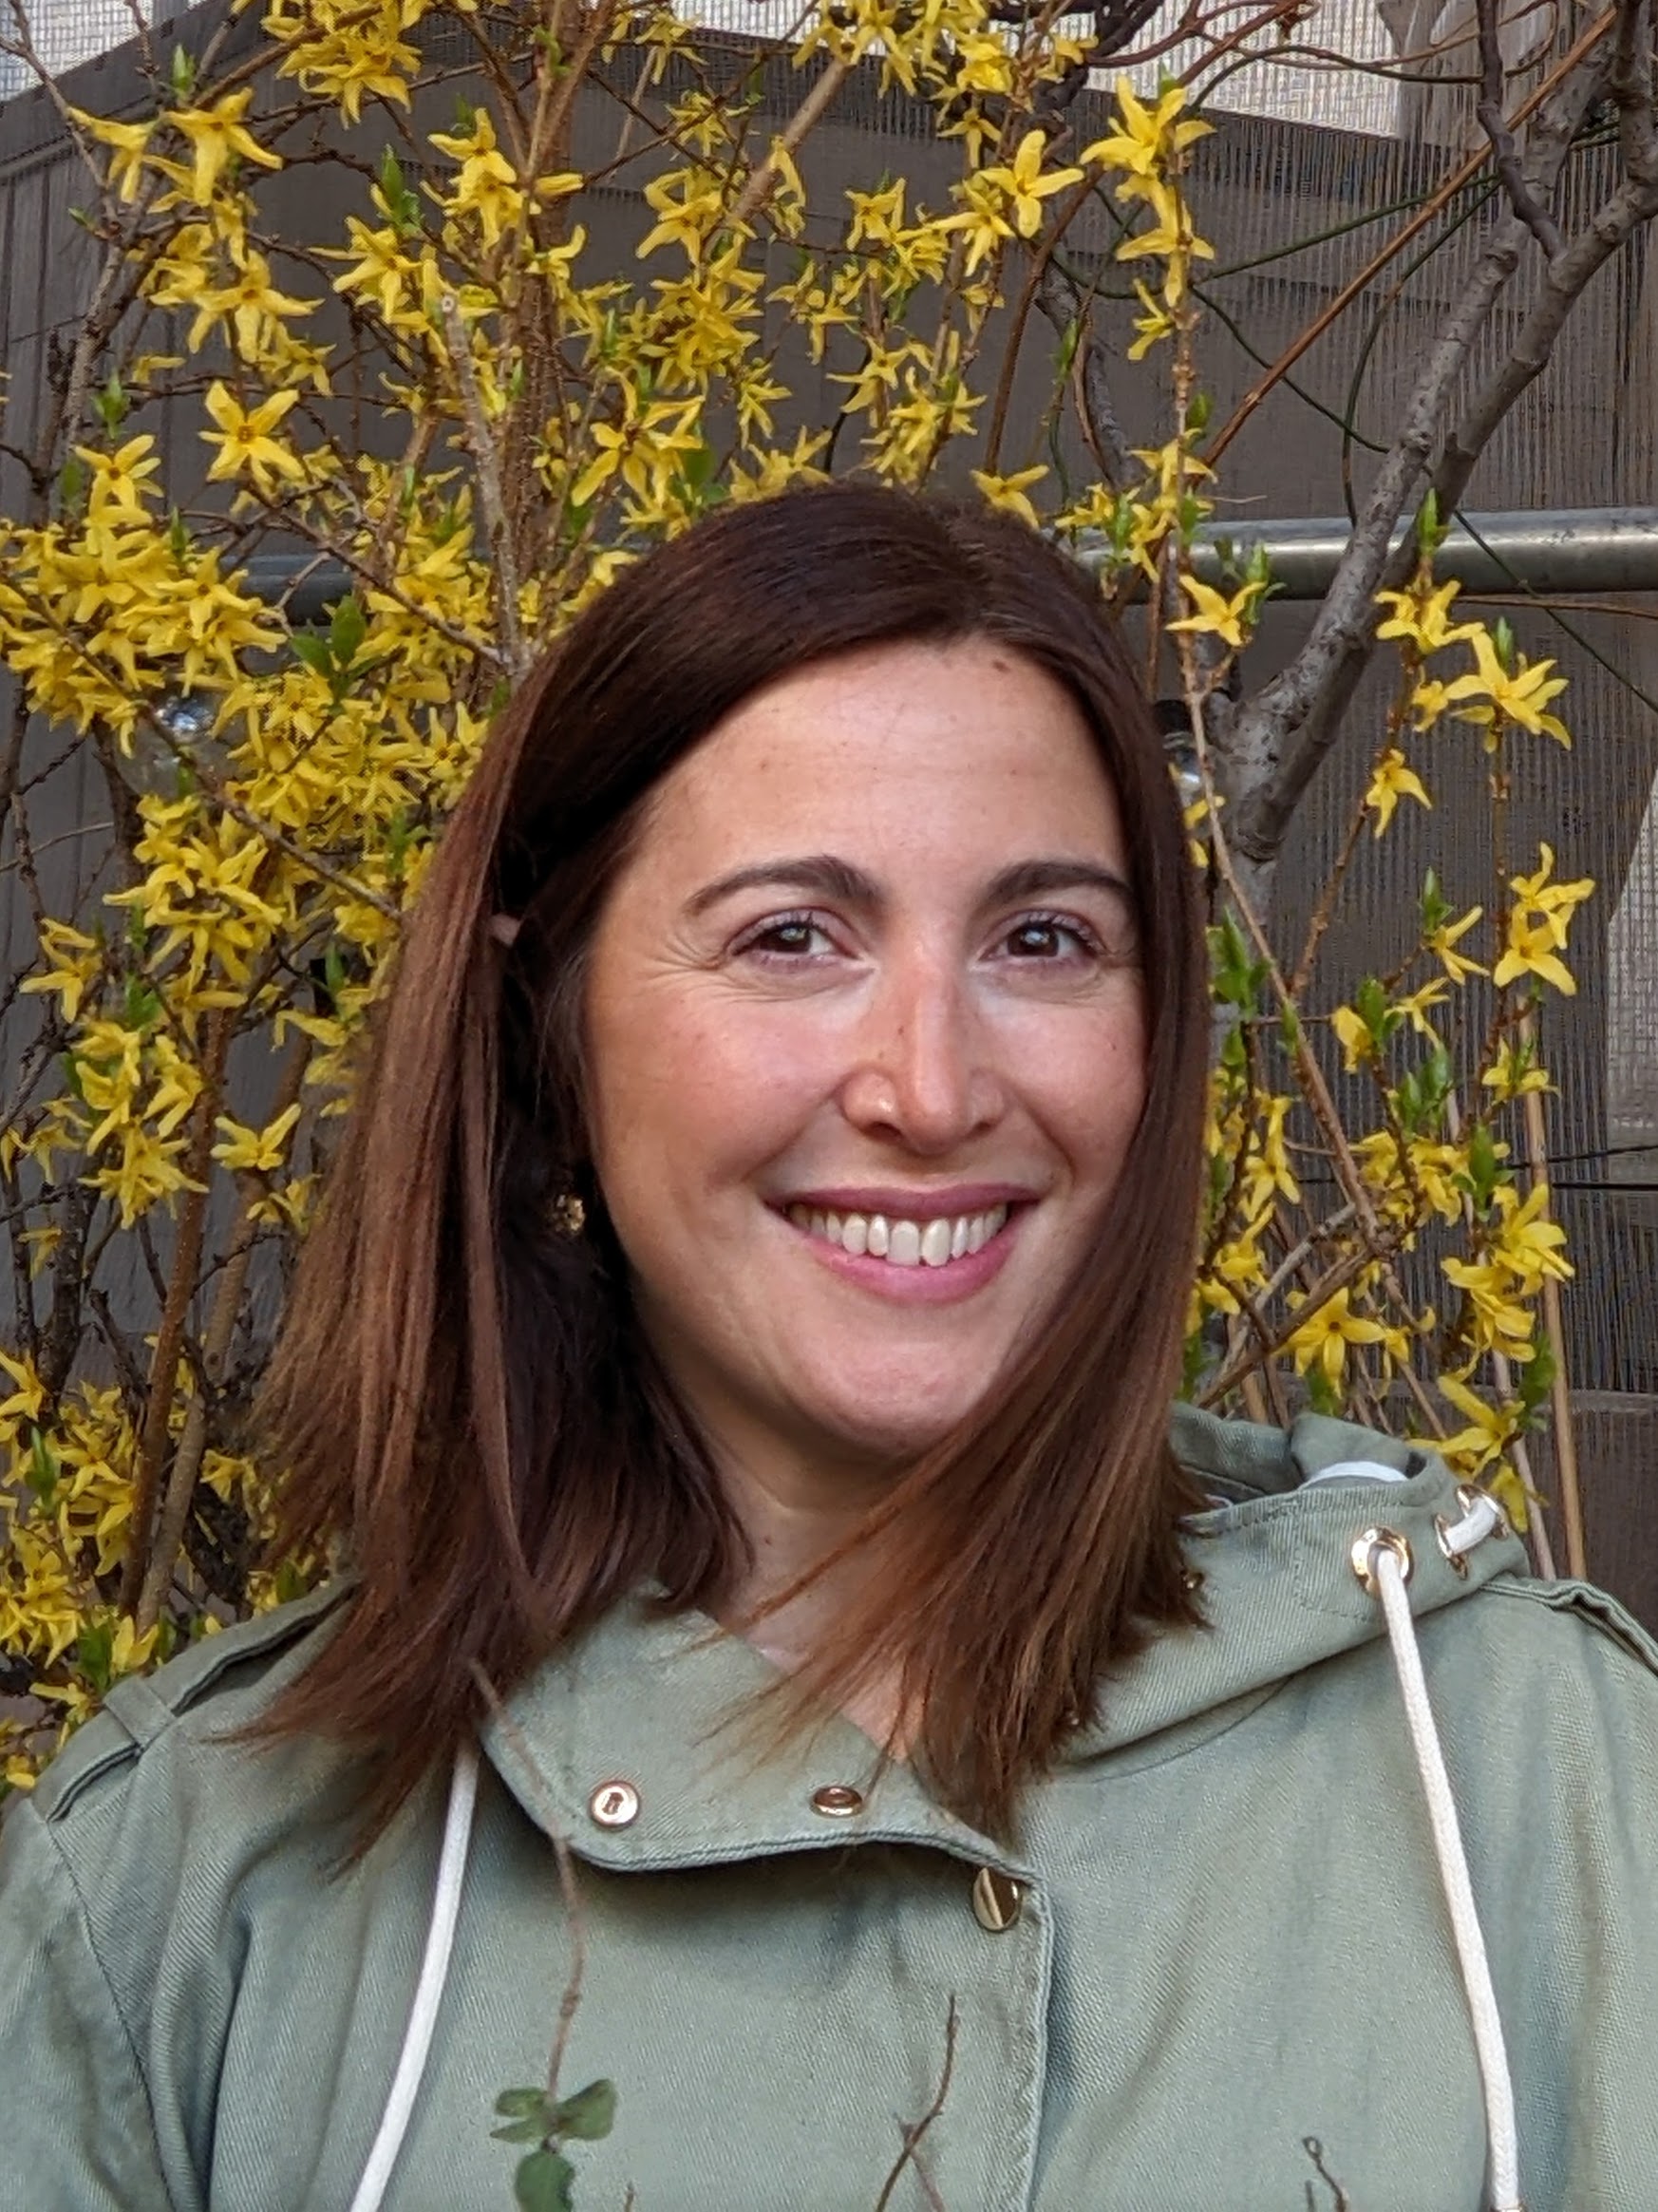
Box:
[804,1373,992,1468]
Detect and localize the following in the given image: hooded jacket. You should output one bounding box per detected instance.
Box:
[3,1406,1657,2212]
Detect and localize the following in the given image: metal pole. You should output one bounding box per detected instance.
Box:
[247,506,1658,622]
[1075,505,1658,600]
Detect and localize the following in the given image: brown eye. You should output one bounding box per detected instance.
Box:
[1002,915,1097,960]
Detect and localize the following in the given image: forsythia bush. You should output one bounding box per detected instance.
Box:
[0,0,1589,1790]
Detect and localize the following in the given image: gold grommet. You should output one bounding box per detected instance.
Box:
[971,1865,1025,1933]
[1436,1483,1505,1576]
[1434,1513,1471,1577]
[810,1783,864,1819]
[1350,1524,1414,1598]
[587,1778,640,1829]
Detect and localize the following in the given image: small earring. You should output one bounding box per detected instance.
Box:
[548,1189,587,1238]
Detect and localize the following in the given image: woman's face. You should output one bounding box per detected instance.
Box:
[583,635,1148,1482]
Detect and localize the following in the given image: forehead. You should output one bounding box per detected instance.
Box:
[634,636,1125,879]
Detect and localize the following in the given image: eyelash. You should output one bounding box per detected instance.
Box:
[729,907,1110,963]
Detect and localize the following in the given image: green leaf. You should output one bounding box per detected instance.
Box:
[1419,866,1450,936]
[1466,1121,1503,1212]
[328,594,367,668]
[1184,390,1211,435]
[495,2088,555,2123]
[291,633,332,677]
[170,41,197,100]
[1518,1336,1556,1412]
[514,2148,575,2212]
[493,2118,552,2146]
[1305,1366,1340,1417]
[25,1428,58,1505]
[1415,490,1445,559]
[555,2080,616,2143]
[77,1618,115,1696]
[94,371,129,435]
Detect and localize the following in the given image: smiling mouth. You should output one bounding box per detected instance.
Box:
[784,1201,1011,1269]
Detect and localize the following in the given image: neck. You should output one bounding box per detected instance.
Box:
[704,1425,911,1749]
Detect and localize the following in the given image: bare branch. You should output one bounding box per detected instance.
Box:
[1476,0,1566,255]
[1220,27,1615,897]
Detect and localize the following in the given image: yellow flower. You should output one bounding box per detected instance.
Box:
[1127,281,1176,360]
[200,383,308,499]
[1441,1256,1536,1360]
[1490,1182,1573,1294]
[1435,1374,1519,1475]
[1364,747,1431,834]
[1331,1003,1375,1071]
[1428,904,1486,983]
[429,108,526,251]
[1079,80,1211,201]
[970,465,1047,527]
[1431,629,1572,746]
[940,133,1081,273]
[1494,912,1577,994]
[1166,576,1260,650]
[1375,578,1481,656]
[211,1103,302,1175]
[1491,851,1593,995]
[167,89,283,206]
[1480,1042,1553,1102]
[1286,1286,1406,1388]
[69,108,154,202]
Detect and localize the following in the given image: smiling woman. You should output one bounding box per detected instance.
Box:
[5,486,1658,2212]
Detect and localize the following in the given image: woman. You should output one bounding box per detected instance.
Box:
[3,485,1656,2212]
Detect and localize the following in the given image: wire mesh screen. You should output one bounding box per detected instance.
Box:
[0,3,177,97]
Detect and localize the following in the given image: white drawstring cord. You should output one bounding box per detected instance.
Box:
[348,1740,481,2212]
[1365,1520,1523,2212]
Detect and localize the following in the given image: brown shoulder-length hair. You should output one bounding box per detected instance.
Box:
[257,482,1210,1843]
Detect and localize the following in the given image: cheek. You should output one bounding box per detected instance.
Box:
[1012,989,1148,1179]
[587,992,840,1204]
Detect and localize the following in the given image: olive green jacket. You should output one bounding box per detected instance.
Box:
[5,1408,1658,2211]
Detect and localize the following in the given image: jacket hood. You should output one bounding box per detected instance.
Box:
[1068,1401,1529,1758]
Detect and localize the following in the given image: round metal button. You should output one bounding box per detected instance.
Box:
[809,1783,864,1819]
[587,1778,640,1829]
[971,1864,1025,1933]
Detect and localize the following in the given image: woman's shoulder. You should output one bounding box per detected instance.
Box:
[8,1580,358,1881]
[1427,1566,1658,1753]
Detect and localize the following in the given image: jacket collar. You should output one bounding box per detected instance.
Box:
[481,1407,1528,1861]
[482,1596,1023,1877]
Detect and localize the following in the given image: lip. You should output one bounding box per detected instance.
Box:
[773,1182,1039,1221]
[776,1196,1027,1306]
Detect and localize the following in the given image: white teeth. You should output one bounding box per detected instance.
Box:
[888,1219,922,1267]
[920,1219,952,1268]
[787,1202,1011,1267]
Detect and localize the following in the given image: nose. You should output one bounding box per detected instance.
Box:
[838,951,1007,1155]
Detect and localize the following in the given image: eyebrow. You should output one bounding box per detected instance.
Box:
[685,853,1135,917]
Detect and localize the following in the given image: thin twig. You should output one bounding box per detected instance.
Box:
[471,1664,589,2101]
[873,1996,958,2212]
[117,1011,232,1616]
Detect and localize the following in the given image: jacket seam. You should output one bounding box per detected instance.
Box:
[1479,1575,1658,1673]
[27,1800,183,2212]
